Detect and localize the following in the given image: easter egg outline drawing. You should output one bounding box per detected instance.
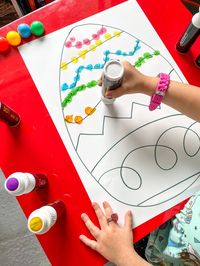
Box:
[59,23,200,207]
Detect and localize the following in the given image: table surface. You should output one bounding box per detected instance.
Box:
[0,1,199,265]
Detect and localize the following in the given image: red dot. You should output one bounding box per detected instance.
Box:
[0,37,9,52]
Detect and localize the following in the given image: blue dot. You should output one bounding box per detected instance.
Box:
[61,83,69,91]
[116,50,122,55]
[74,74,80,82]
[17,23,31,38]
[129,51,134,56]
[70,83,76,89]
[103,57,109,62]
[94,64,101,69]
[104,50,110,55]
[86,64,93,70]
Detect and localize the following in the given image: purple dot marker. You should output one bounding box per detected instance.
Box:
[6,178,19,191]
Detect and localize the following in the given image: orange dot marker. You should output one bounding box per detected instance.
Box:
[74,116,83,124]
[85,107,96,115]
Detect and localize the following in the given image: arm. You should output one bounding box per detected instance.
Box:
[104,61,200,122]
[79,201,151,266]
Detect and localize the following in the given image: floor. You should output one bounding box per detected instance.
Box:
[0,0,19,28]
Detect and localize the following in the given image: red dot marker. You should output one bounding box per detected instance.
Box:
[0,37,9,52]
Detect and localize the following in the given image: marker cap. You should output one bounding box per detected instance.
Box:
[6,177,19,191]
[104,60,124,81]
[28,206,57,235]
[4,172,36,196]
[101,60,124,105]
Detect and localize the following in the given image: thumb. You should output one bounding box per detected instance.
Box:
[124,210,133,229]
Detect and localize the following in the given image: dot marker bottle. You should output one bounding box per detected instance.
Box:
[101,60,124,104]
[195,54,200,67]
[0,102,20,127]
[176,7,200,53]
[28,200,65,234]
[5,172,48,196]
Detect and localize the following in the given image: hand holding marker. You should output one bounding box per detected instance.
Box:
[176,6,200,53]
[101,60,124,104]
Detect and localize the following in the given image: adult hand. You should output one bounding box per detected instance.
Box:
[80,201,150,266]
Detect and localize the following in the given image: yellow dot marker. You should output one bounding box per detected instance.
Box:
[29,217,43,232]
[6,31,21,46]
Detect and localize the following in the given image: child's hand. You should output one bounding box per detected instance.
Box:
[79,201,138,265]
[99,61,151,99]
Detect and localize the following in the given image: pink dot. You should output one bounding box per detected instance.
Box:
[75,41,82,49]
[83,38,91,45]
[92,34,99,40]
[65,41,72,48]
[98,27,107,35]
[70,37,76,42]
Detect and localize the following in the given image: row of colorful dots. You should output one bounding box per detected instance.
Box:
[60,31,122,70]
[61,51,160,109]
[0,21,44,52]
[61,80,98,108]
[65,106,96,124]
[61,40,141,91]
[65,27,107,49]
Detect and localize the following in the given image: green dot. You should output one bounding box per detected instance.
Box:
[30,21,44,36]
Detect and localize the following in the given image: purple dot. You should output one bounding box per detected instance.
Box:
[6,178,19,191]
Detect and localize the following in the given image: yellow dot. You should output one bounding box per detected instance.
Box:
[71,57,78,64]
[95,40,102,46]
[60,62,68,70]
[78,50,86,59]
[6,31,21,46]
[89,44,96,51]
[113,31,121,37]
[104,33,112,40]
[29,217,43,232]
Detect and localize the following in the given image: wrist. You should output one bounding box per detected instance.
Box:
[141,76,159,96]
[115,248,141,266]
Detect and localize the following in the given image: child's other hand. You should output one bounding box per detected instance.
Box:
[79,201,135,265]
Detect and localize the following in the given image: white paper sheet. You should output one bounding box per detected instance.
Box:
[19,0,200,227]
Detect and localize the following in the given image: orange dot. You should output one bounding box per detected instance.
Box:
[65,115,73,123]
[74,116,83,124]
[85,107,96,115]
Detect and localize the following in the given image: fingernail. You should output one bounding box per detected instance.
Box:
[103,201,107,206]
[128,210,132,217]
[92,202,97,208]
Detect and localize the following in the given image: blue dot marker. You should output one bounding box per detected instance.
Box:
[17,24,31,38]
